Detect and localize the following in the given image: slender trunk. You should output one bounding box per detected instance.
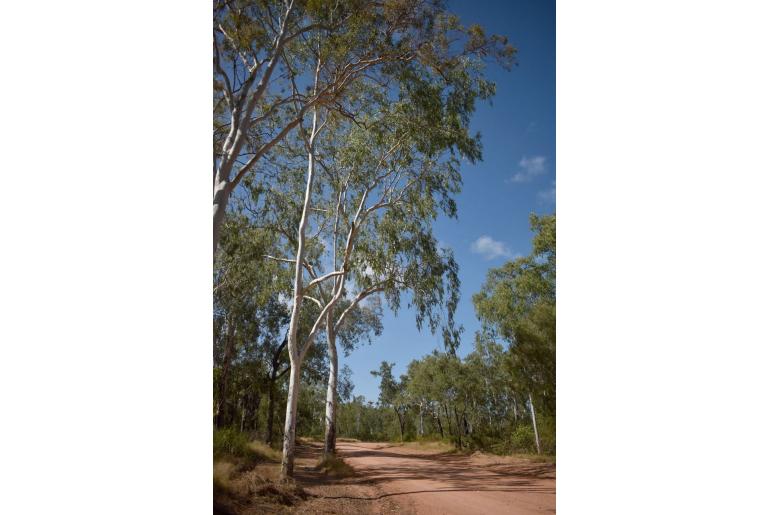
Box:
[395,407,405,442]
[266,336,288,444]
[280,361,301,478]
[453,406,462,448]
[435,410,444,438]
[418,404,424,437]
[213,178,231,255]
[239,396,245,433]
[251,393,261,434]
[323,314,338,457]
[528,392,541,454]
[280,105,319,480]
[265,372,277,444]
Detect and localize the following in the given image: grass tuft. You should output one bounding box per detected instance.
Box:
[248,441,282,462]
[315,454,355,478]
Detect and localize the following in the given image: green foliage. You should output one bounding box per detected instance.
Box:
[473,214,556,414]
[510,425,536,453]
[213,428,253,459]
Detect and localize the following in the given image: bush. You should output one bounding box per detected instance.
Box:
[315,455,355,478]
[213,428,252,459]
[510,424,536,453]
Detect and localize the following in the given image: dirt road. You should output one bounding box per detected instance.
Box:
[296,441,555,514]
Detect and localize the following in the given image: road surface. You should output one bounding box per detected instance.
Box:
[297,441,555,514]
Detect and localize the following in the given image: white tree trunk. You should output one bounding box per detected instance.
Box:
[279,107,318,479]
[213,177,230,255]
[528,392,541,454]
[323,314,338,457]
[280,360,302,478]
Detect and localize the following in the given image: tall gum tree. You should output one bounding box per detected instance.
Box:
[309,107,472,457]
[244,5,514,477]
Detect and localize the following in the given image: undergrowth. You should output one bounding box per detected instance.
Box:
[315,454,355,478]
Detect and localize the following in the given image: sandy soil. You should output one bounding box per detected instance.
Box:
[293,441,555,514]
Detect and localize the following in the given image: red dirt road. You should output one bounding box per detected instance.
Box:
[329,441,555,514]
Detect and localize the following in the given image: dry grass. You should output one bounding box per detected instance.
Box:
[213,460,237,491]
[214,458,308,515]
[214,435,309,515]
[247,441,282,462]
[315,454,356,478]
[399,440,457,453]
[508,452,556,463]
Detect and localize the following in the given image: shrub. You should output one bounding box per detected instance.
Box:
[213,428,252,459]
[510,424,536,453]
[315,455,355,478]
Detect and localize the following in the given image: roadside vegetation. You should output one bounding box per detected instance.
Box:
[339,215,556,456]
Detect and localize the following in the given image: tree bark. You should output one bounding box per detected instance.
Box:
[453,406,462,448]
[213,178,231,256]
[280,361,301,478]
[395,407,405,442]
[265,371,277,444]
[418,404,424,437]
[265,336,289,444]
[280,105,319,479]
[528,392,541,454]
[323,312,338,457]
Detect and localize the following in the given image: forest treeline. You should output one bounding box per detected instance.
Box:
[215,214,555,455]
[213,0,551,480]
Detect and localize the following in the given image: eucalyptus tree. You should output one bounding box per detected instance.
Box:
[261,108,466,473]
[213,213,287,427]
[473,214,556,450]
[371,361,409,441]
[242,9,514,478]
[263,99,472,473]
[212,0,516,254]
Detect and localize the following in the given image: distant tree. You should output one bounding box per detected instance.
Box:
[473,214,555,452]
[371,361,409,441]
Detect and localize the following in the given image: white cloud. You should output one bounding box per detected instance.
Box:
[471,236,515,260]
[277,292,292,309]
[510,155,547,182]
[537,180,556,205]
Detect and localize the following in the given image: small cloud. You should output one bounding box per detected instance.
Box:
[277,292,292,308]
[537,181,556,205]
[471,236,515,260]
[510,155,547,183]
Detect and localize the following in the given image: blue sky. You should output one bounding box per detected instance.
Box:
[342,0,556,402]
